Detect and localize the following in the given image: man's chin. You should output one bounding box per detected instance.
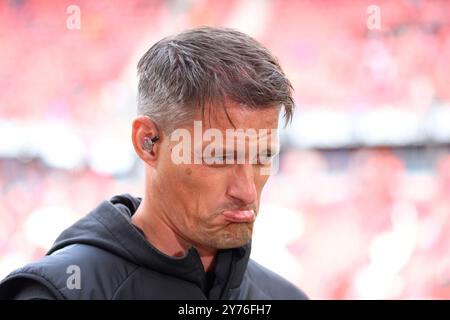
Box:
[212,223,253,249]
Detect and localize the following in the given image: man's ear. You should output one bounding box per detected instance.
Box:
[132,116,161,165]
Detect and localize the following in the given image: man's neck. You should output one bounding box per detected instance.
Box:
[132,198,217,272]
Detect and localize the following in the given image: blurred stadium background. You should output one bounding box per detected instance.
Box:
[1,0,450,299]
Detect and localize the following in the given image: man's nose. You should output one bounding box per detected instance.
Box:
[226,164,258,206]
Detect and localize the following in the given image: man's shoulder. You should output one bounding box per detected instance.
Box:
[0,244,138,300]
[242,259,308,300]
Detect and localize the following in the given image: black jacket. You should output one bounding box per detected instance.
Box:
[0,194,307,300]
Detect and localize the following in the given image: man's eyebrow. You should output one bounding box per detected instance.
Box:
[258,148,279,155]
[197,140,280,154]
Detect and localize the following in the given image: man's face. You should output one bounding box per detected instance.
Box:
[154,102,280,250]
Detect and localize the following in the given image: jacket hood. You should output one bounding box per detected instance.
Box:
[47,194,252,296]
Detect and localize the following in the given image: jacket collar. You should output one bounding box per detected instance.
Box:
[108,194,252,298]
[50,194,252,298]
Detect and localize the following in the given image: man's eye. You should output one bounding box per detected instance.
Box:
[260,151,273,158]
[257,152,274,165]
[203,154,232,166]
[216,154,234,162]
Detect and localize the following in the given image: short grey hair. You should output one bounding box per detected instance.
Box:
[137,27,294,133]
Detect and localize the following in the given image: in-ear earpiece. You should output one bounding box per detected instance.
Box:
[143,135,160,152]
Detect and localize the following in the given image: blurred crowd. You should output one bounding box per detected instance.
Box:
[1,0,450,299]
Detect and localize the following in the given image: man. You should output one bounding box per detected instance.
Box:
[0,27,307,300]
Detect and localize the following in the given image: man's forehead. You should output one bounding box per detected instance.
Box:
[200,128,280,142]
[197,128,280,155]
[195,100,281,130]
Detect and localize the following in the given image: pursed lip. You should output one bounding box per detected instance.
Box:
[221,209,256,223]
